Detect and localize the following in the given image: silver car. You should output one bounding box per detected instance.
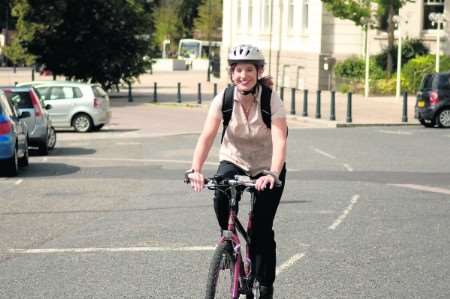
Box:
[18,81,111,132]
[4,87,56,155]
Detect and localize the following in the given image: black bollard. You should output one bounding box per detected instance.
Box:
[280,87,284,101]
[290,88,296,115]
[31,66,35,81]
[214,83,218,97]
[346,92,352,123]
[177,82,181,103]
[315,90,321,119]
[402,91,408,122]
[127,81,133,102]
[153,82,157,103]
[330,91,336,121]
[197,83,202,104]
[302,89,308,117]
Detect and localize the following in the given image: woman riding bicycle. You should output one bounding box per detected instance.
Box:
[187,44,287,299]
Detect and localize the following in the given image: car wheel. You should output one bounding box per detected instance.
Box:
[436,109,450,128]
[419,118,435,128]
[92,124,104,131]
[47,127,57,150]
[18,138,29,167]
[5,147,19,177]
[72,113,93,132]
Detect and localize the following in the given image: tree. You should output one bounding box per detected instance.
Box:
[2,0,37,68]
[151,0,185,55]
[322,0,410,76]
[20,0,153,89]
[193,0,222,41]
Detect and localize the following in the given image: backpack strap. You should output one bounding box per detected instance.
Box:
[260,84,272,129]
[221,86,234,143]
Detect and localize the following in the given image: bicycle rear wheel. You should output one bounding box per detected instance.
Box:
[205,241,236,299]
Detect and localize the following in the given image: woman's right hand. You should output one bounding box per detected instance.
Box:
[188,171,205,192]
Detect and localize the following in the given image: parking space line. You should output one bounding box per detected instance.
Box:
[328,194,360,230]
[8,246,216,254]
[343,163,353,172]
[312,147,336,160]
[276,253,305,276]
[378,130,412,135]
[388,184,450,196]
[115,142,142,146]
[15,179,23,185]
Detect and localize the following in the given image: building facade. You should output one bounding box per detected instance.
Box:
[221,0,449,91]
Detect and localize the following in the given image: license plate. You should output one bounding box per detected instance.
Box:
[418,101,425,108]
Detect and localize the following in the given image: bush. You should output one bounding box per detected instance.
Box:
[335,56,384,81]
[402,54,450,93]
[371,77,397,95]
[375,38,429,72]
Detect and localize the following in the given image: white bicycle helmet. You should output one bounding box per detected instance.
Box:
[228,44,265,66]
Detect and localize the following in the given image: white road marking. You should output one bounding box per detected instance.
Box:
[115,142,142,146]
[8,246,216,254]
[14,179,23,185]
[46,156,217,166]
[343,163,353,172]
[312,147,336,160]
[378,130,412,135]
[388,184,450,196]
[276,253,305,276]
[329,194,360,230]
[42,157,48,162]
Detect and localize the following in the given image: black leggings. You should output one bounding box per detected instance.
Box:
[213,161,286,287]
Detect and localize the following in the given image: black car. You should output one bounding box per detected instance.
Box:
[415,72,450,128]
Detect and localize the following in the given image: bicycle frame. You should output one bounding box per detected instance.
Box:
[218,185,257,298]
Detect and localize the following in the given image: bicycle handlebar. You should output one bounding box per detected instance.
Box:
[184,171,281,189]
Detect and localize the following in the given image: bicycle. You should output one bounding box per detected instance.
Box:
[185,172,281,299]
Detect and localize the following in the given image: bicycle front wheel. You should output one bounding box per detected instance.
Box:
[205,241,236,299]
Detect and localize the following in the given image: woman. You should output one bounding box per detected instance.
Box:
[187,44,287,299]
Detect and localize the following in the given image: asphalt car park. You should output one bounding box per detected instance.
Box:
[0,126,449,298]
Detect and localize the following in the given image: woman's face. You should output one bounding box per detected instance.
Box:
[231,63,262,92]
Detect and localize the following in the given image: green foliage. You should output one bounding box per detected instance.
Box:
[22,0,153,89]
[2,0,37,66]
[371,77,397,95]
[334,56,384,80]
[193,0,222,41]
[402,55,450,93]
[374,38,429,72]
[321,0,370,26]
[152,0,185,54]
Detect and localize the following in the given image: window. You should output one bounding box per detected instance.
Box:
[288,0,295,30]
[237,0,242,28]
[263,0,271,31]
[248,0,253,30]
[302,0,309,32]
[423,0,444,30]
[48,86,81,100]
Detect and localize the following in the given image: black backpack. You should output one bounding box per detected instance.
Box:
[221,84,272,142]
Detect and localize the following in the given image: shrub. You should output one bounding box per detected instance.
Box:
[335,56,384,81]
[402,54,450,93]
[375,38,429,72]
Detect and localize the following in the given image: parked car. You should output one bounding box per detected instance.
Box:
[0,89,29,176]
[3,87,56,155]
[415,72,450,128]
[17,81,111,132]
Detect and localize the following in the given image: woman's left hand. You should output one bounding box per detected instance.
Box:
[255,175,275,191]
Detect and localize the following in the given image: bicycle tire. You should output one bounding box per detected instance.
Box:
[205,241,236,299]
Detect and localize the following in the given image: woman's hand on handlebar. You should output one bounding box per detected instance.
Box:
[255,175,275,191]
[186,170,205,192]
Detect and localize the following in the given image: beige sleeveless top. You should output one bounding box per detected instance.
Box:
[209,85,286,176]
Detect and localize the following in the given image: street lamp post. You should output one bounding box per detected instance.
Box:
[393,15,406,101]
[429,12,447,73]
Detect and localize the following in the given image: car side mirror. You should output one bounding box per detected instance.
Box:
[45,104,52,110]
[19,111,31,118]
